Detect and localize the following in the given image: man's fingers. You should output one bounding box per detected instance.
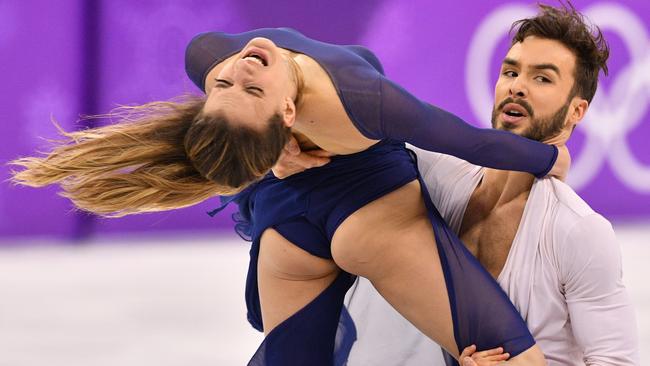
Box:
[285,137,300,155]
[272,160,302,178]
[273,138,333,179]
[305,149,335,158]
[272,152,330,179]
[483,353,509,362]
[474,347,504,357]
[462,357,477,366]
[460,344,477,358]
[293,153,330,168]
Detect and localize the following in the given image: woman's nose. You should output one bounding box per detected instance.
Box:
[234,58,257,75]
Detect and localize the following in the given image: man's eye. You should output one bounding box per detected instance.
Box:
[503,71,517,77]
[535,76,551,83]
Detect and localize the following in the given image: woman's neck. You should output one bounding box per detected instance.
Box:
[289,56,306,107]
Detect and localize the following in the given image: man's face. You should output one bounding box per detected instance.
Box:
[492,36,579,141]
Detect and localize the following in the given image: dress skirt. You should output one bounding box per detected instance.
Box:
[213,140,535,365]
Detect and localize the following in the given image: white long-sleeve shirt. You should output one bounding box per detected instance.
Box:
[344,148,639,365]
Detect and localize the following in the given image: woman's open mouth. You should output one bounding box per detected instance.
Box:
[243,52,267,66]
[241,45,270,67]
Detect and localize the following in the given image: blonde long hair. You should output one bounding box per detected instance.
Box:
[9,94,291,217]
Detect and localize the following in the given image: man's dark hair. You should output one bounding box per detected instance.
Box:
[511,2,610,103]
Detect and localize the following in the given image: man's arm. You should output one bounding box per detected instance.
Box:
[560,214,640,365]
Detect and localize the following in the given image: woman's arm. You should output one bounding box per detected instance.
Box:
[375,78,558,178]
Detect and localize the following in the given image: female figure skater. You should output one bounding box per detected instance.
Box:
[12,28,564,365]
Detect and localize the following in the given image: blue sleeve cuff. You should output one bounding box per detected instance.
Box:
[536,145,558,178]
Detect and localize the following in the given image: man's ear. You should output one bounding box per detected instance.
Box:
[282,97,296,127]
[567,97,588,128]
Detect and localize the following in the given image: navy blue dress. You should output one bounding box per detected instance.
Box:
[185,28,556,365]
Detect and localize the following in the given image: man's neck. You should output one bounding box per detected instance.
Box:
[475,168,535,207]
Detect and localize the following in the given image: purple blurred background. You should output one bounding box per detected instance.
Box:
[2,0,649,241]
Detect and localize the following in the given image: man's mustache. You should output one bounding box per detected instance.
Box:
[497,98,534,117]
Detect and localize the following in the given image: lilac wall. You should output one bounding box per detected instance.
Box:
[2,0,648,240]
[1,1,85,238]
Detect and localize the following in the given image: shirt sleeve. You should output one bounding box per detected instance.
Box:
[560,214,640,365]
[374,78,558,178]
[407,145,482,230]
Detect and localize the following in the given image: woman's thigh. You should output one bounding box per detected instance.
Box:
[330,180,458,356]
[330,180,429,275]
[258,228,339,335]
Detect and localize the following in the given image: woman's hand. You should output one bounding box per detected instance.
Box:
[548,144,570,181]
[272,135,332,178]
[459,344,510,366]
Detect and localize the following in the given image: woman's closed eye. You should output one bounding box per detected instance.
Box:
[215,78,233,88]
[246,86,264,96]
[214,78,263,97]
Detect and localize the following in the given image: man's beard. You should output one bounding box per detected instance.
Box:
[491,98,570,142]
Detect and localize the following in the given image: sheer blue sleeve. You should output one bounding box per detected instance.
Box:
[185,32,242,91]
[374,78,558,178]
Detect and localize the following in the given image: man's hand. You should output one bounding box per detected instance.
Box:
[548,144,570,181]
[542,131,571,182]
[272,135,333,179]
[459,344,510,366]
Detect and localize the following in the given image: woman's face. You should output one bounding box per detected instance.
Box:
[203,37,297,130]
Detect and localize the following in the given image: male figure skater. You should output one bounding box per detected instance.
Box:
[275,3,640,365]
[342,4,640,365]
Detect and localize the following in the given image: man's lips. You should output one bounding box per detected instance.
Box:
[501,111,527,125]
[497,100,533,126]
[502,102,529,117]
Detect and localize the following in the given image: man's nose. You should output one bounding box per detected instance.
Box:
[509,77,528,98]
